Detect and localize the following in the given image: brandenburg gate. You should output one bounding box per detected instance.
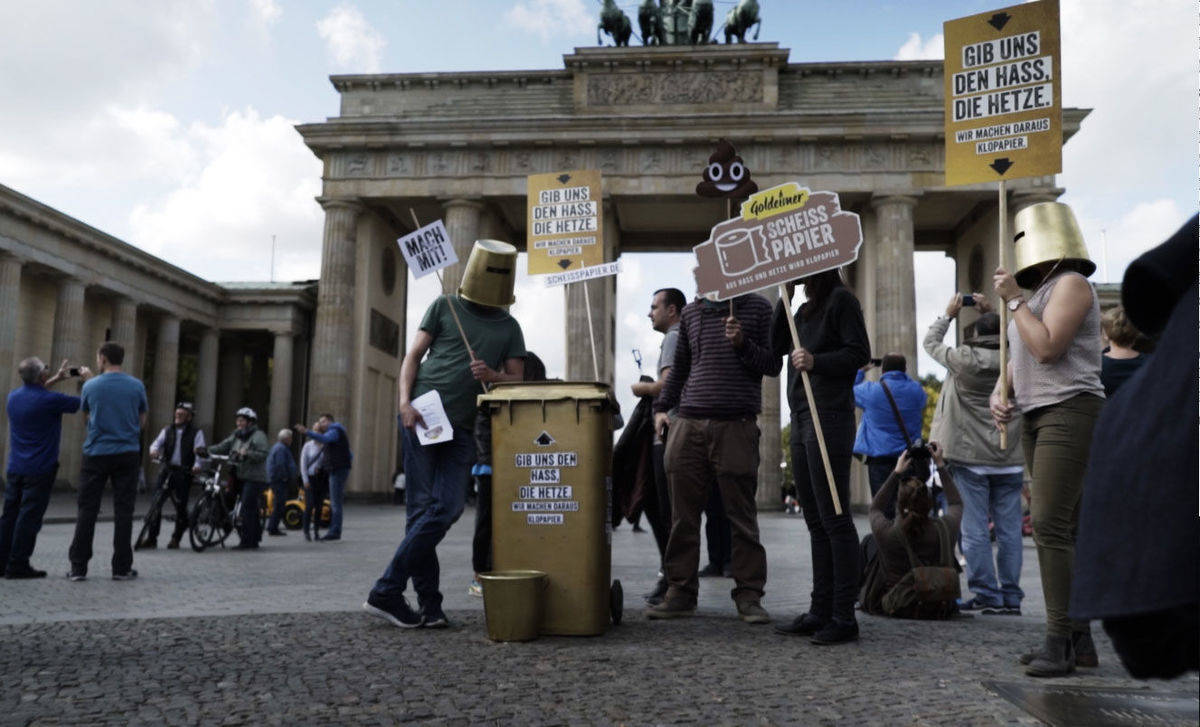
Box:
[297,43,1087,502]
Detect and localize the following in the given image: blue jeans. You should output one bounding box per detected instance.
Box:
[951,463,1024,607]
[371,425,473,611]
[0,467,57,572]
[326,467,350,537]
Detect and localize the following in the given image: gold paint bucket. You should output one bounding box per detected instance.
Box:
[479,569,548,642]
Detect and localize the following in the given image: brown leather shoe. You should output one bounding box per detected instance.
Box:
[646,597,696,620]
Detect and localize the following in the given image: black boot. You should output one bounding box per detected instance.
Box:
[1072,630,1099,668]
[1026,634,1075,677]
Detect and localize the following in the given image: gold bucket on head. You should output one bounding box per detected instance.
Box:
[1012,202,1095,289]
[458,239,518,308]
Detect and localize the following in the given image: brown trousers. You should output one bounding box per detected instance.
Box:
[663,416,767,604]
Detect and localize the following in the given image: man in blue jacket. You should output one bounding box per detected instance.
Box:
[265,429,298,536]
[295,414,351,541]
[1,357,83,578]
[853,353,926,501]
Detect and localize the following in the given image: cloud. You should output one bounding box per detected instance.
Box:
[249,0,281,25]
[893,32,943,61]
[1074,198,1186,283]
[1057,0,1196,278]
[316,4,385,73]
[504,0,592,43]
[127,108,323,282]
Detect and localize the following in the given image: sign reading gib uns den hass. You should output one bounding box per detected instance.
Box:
[943,0,1062,186]
[526,170,604,276]
[693,182,863,302]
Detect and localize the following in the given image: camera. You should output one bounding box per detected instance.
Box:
[903,438,934,482]
[869,357,882,366]
[68,367,80,377]
[962,294,976,307]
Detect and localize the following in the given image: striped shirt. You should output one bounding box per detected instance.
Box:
[655,294,781,420]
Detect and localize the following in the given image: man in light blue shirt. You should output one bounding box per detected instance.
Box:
[68,342,147,582]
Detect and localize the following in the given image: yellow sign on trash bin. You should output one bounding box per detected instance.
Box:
[480,382,618,636]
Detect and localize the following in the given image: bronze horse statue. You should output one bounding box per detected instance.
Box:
[688,0,714,44]
[638,0,664,46]
[723,0,761,43]
[598,0,632,47]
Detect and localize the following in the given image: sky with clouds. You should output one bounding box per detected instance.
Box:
[0,0,1194,425]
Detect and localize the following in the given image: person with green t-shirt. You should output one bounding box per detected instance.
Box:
[364,240,526,630]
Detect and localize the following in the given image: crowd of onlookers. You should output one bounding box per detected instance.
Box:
[0,340,354,580]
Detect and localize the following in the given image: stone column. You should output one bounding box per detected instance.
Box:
[564,201,617,383]
[308,198,362,422]
[52,276,87,487]
[0,254,22,465]
[194,327,220,439]
[217,337,245,435]
[111,296,140,379]
[439,199,484,294]
[870,194,921,377]
[269,331,294,435]
[756,285,783,508]
[149,315,181,437]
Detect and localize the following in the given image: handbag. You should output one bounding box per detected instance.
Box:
[880,519,961,619]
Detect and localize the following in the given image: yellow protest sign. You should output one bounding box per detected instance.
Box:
[526,170,604,275]
[943,0,1062,186]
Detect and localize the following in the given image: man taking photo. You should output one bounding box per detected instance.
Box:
[68,342,148,582]
[0,357,85,578]
[852,353,926,511]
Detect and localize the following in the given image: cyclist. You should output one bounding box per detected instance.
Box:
[207,407,269,550]
[143,402,205,549]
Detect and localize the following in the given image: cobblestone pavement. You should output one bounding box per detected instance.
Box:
[1,503,1195,725]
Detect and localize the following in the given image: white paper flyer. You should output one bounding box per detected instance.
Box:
[412,389,454,446]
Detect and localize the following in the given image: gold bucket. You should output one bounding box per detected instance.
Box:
[479,570,547,642]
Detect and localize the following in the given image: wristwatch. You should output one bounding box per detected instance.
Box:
[1006,296,1024,312]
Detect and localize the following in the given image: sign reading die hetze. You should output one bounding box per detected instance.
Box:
[395,220,457,278]
[693,182,863,301]
[943,0,1062,186]
[527,170,604,276]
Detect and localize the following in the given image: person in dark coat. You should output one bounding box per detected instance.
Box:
[1070,214,1199,679]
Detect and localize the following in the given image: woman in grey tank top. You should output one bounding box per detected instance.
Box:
[989,202,1105,678]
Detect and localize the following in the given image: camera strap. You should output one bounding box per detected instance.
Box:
[879,380,915,448]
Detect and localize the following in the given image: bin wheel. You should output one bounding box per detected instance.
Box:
[610,579,623,626]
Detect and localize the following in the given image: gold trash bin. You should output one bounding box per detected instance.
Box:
[479,570,547,642]
[479,382,620,636]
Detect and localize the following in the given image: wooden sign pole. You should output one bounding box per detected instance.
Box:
[409,208,488,393]
[996,181,1008,448]
[580,281,601,381]
[779,283,842,516]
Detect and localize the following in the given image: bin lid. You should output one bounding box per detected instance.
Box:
[478,381,616,408]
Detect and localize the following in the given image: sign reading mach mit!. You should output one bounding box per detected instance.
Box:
[396,219,457,278]
[693,182,863,301]
[943,0,1062,186]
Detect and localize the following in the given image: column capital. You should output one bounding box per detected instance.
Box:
[869,193,922,211]
[316,196,365,214]
[0,249,27,266]
[440,198,485,212]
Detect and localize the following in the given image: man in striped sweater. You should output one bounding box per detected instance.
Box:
[647,293,781,623]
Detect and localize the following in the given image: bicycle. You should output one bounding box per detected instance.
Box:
[188,454,235,552]
[134,459,185,550]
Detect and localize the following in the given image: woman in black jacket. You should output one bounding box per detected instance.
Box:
[771,269,871,644]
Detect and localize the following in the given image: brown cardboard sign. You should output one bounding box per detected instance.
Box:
[693,182,862,301]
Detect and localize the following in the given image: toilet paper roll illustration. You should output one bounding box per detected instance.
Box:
[715,226,768,276]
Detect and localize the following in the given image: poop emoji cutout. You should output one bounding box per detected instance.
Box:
[696,138,758,199]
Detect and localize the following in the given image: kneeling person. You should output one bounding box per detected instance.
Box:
[364,240,526,630]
